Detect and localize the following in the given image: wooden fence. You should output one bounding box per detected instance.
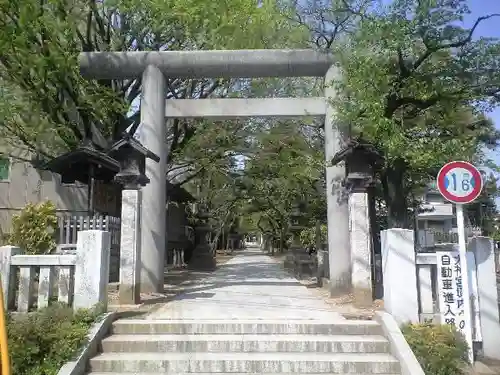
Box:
[56,214,121,282]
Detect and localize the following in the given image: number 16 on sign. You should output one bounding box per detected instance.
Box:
[437,161,483,364]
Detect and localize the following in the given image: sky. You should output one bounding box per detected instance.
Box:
[462,1,500,203]
[464,1,500,160]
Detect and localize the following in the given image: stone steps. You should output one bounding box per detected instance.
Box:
[86,319,401,374]
[101,334,390,353]
[89,373,402,375]
[89,352,400,373]
[110,319,384,335]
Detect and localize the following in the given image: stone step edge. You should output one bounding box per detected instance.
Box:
[101,334,389,343]
[90,352,399,361]
[112,319,378,325]
[88,373,402,375]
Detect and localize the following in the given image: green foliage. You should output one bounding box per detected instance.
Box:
[0,0,126,159]
[327,0,500,226]
[401,322,470,375]
[466,174,500,235]
[299,224,327,248]
[8,201,58,254]
[113,0,306,50]
[241,121,324,235]
[0,0,302,165]
[7,303,103,375]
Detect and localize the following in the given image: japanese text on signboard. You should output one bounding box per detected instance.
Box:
[436,252,466,332]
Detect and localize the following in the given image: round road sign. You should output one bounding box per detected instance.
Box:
[436,161,483,204]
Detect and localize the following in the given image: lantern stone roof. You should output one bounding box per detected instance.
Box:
[331,136,383,167]
[108,133,160,162]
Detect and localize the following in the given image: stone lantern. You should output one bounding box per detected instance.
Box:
[287,201,314,278]
[331,136,383,306]
[188,204,217,271]
[107,134,160,305]
[330,137,383,191]
[108,135,160,188]
[289,202,307,250]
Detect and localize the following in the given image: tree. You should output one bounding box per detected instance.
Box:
[238,120,324,252]
[466,174,499,235]
[329,0,500,227]
[178,118,253,249]
[0,0,304,185]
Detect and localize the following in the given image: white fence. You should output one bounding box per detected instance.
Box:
[0,230,110,313]
[381,229,500,360]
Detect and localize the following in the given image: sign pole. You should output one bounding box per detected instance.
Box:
[456,203,474,363]
[436,161,483,365]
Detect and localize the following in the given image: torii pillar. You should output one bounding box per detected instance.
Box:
[139,65,167,293]
[324,66,351,295]
[78,50,352,296]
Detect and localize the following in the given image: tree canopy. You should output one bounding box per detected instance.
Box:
[0,0,304,168]
[328,0,500,227]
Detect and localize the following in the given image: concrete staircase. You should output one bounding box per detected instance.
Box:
[87,319,402,374]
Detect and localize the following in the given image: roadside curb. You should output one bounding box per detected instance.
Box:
[375,311,425,375]
[57,312,117,375]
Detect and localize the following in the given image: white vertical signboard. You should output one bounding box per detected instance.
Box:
[436,251,467,329]
[436,161,483,364]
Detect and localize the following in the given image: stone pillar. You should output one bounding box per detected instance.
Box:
[74,230,111,310]
[349,189,372,306]
[317,249,328,286]
[324,65,351,295]
[380,229,419,324]
[119,188,142,304]
[469,237,500,360]
[0,246,21,309]
[139,65,167,293]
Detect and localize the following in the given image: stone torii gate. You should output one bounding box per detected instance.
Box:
[78,49,359,300]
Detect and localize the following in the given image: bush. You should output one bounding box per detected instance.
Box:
[7,201,58,254]
[7,303,103,375]
[402,322,470,375]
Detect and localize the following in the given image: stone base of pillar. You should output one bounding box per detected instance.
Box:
[119,284,141,305]
[352,286,373,308]
[328,274,351,297]
[188,245,216,271]
[316,249,327,285]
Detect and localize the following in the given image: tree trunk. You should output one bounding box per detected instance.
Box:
[381,159,410,228]
[279,229,284,253]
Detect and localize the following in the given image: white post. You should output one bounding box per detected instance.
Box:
[119,188,142,304]
[469,237,500,360]
[324,65,351,296]
[140,64,167,293]
[380,229,419,324]
[456,204,474,364]
[74,230,110,310]
[417,265,434,319]
[0,246,21,310]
